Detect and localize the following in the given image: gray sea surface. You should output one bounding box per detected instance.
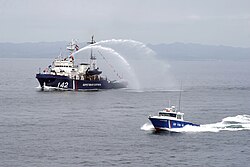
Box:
[0,58,250,167]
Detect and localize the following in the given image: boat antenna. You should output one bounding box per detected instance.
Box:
[178,81,182,112]
[59,48,62,58]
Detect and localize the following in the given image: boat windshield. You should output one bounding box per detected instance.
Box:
[159,112,176,117]
[177,114,182,119]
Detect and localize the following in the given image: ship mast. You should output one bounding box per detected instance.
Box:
[87,35,97,70]
[88,36,95,57]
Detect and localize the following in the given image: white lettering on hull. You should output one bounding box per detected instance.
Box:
[82,83,102,87]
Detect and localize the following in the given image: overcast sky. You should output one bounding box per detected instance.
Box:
[0,0,250,47]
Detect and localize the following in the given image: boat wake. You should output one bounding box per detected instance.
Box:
[140,122,155,131]
[36,85,62,92]
[141,115,250,133]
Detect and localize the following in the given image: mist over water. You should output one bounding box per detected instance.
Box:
[73,39,177,90]
[95,39,177,90]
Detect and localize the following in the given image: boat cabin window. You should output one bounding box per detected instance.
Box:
[159,113,176,117]
[177,115,182,119]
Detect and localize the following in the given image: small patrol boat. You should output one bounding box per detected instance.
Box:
[36,36,128,91]
[148,105,199,131]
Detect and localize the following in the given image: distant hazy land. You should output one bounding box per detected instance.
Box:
[148,43,250,61]
[1,42,250,61]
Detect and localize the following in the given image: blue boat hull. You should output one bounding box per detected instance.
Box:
[36,74,127,90]
[149,117,199,131]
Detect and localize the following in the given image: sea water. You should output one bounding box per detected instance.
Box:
[0,58,250,166]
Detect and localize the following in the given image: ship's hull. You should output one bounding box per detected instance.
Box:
[148,117,199,131]
[36,74,127,90]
